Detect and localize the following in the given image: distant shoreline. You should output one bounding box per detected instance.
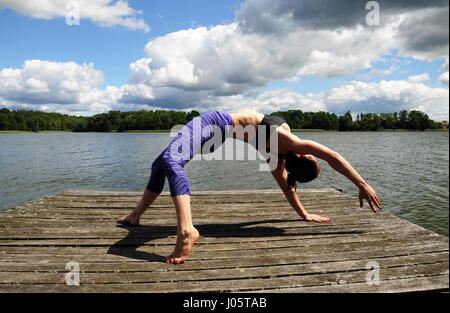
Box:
[1,108,447,132]
[1,128,448,134]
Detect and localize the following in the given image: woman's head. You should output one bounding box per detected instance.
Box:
[285,152,320,189]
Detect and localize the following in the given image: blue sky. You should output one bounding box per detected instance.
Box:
[0,0,448,120]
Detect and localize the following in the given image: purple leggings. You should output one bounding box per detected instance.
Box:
[146,111,233,196]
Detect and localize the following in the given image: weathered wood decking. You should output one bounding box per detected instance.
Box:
[0,189,448,292]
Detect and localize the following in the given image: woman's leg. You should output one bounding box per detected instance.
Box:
[117,156,166,225]
[117,189,159,225]
[165,195,199,264]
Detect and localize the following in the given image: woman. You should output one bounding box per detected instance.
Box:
[118,110,382,264]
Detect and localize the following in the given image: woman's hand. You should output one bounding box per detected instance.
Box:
[304,213,331,223]
[359,184,382,212]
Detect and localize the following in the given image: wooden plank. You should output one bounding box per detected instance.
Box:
[0,214,415,235]
[0,265,447,293]
[0,223,423,245]
[251,275,450,293]
[0,254,447,284]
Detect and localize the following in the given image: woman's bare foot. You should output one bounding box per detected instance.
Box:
[117,211,141,226]
[117,190,158,226]
[165,227,199,264]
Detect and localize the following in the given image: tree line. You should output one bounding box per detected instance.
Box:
[272,110,447,131]
[0,108,447,132]
[0,109,201,132]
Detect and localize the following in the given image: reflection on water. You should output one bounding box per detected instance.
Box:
[0,131,448,236]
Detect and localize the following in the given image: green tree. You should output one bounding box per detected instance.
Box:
[407,110,429,130]
[397,110,408,129]
[360,113,381,131]
[338,111,353,131]
[380,113,396,129]
[0,112,12,130]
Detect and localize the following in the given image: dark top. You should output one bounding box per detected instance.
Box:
[256,114,287,154]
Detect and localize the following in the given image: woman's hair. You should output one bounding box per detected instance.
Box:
[285,152,320,189]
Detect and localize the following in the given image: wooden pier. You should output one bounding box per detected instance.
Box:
[0,189,448,292]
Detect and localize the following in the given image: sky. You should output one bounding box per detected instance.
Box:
[0,0,448,120]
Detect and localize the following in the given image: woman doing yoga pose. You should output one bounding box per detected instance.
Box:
[117,110,382,264]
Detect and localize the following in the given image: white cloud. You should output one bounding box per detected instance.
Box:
[129,22,396,105]
[140,24,271,94]
[236,0,449,61]
[0,0,149,32]
[0,59,103,105]
[235,0,448,32]
[395,7,449,61]
[439,72,449,86]
[355,65,398,80]
[319,79,448,120]
[128,58,153,85]
[439,59,449,86]
[214,78,448,121]
[0,59,158,115]
[407,73,430,84]
[130,77,449,121]
[117,83,155,104]
[211,78,449,120]
[1,59,448,120]
[205,88,327,114]
[442,59,449,71]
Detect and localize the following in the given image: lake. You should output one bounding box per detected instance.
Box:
[0,131,448,237]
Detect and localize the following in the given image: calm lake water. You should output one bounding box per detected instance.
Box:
[0,131,448,236]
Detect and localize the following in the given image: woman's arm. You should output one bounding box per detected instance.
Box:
[290,138,382,213]
[270,158,330,223]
